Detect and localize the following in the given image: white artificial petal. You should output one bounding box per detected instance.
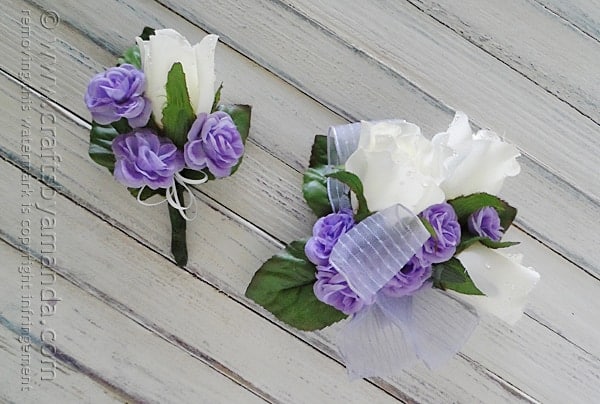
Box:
[136,29,217,126]
[452,243,540,324]
[193,34,218,115]
[347,120,447,213]
[441,136,521,198]
[445,111,473,147]
[346,149,445,214]
[431,112,521,198]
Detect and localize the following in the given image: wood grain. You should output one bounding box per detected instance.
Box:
[4,0,598,275]
[0,68,536,403]
[406,0,600,122]
[0,315,122,402]
[0,156,403,403]
[154,0,600,276]
[0,241,265,404]
[0,0,597,402]
[536,0,600,40]
[3,26,600,404]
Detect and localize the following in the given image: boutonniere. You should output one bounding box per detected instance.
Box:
[84,28,251,267]
[246,113,539,378]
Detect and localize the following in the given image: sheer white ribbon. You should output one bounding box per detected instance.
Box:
[136,171,208,221]
[327,121,479,378]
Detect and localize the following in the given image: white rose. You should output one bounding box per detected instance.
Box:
[452,243,540,324]
[433,112,521,199]
[345,120,448,214]
[136,29,218,127]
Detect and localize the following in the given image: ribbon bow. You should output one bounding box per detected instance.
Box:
[326,122,478,378]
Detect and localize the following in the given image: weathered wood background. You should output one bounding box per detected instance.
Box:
[1,0,599,402]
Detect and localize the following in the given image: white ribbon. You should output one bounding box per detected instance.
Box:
[136,171,208,221]
[327,121,479,377]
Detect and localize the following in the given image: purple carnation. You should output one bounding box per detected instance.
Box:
[381,254,432,298]
[419,202,461,263]
[468,206,504,241]
[112,129,184,190]
[85,64,151,128]
[184,111,244,178]
[313,265,371,315]
[305,209,355,266]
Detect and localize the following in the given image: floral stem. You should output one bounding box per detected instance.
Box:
[168,183,188,267]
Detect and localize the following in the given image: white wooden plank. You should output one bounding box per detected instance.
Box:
[0,258,264,403]
[0,159,400,404]
[404,0,600,122]
[2,52,600,404]
[0,73,531,404]
[4,0,598,278]
[6,0,600,274]
[0,218,264,403]
[158,0,600,194]
[4,0,600,400]
[537,0,600,40]
[152,0,600,275]
[51,0,600,345]
[0,319,122,403]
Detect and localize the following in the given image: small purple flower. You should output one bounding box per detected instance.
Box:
[184,111,244,178]
[112,129,184,190]
[468,206,504,241]
[85,64,151,128]
[381,254,432,298]
[305,209,355,266]
[419,202,461,263]
[313,265,372,315]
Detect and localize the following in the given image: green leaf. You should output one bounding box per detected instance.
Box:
[480,239,520,249]
[457,235,520,254]
[420,217,437,239]
[448,192,517,230]
[162,62,197,148]
[245,240,347,331]
[326,170,371,222]
[117,27,155,69]
[180,168,213,182]
[215,104,252,176]
[110,117,132,134]
[432,258,484,295]
[309,135,328,168]
[216,104,251,143]
[89,122,118,172]
[168,183,188,267]
[128,187,165,201]
[211,83,224,113]
[302,166,333,217]
[139,27,155,41]
[117,46,142,69]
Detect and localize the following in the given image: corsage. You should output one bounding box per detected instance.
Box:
[84,28,251,267]
[246,113,539,378]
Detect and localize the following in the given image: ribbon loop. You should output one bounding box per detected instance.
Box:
[135,171,209,221]
[338,289,479,378]
[327,122,361,211]
[329,204,430,301]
